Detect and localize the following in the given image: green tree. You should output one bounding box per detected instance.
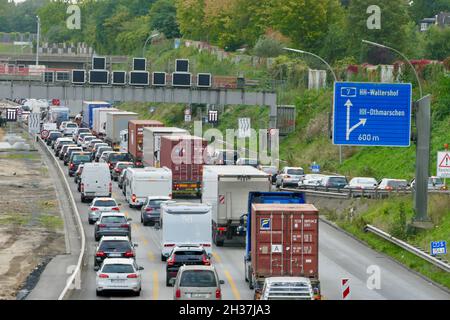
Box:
[408,0,450,22]
[175,0,206,40]
[425,25,450,60]
[149,0,180,39]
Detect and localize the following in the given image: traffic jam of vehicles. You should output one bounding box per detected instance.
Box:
[34,100,443,300]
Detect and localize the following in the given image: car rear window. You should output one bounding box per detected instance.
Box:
[174,250,204,256]
[94,200,117,207]
[101,216,127,224]
[99,240,131,251]
[387,180,408,188]
[101,264,134,274]
[149,200,168,206]
[109,153,132,162]
[67,123,77,128]
[179,270,217,287]
[287,169,304,175]
[118,163,132,169]
[73,154,91,163]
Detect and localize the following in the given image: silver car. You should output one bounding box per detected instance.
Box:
[88,197,120,224]
[276,167,305,188]
[95,258,143,296]
[172,265,224,300]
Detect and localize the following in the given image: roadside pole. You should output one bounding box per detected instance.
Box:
[411,95,433,229]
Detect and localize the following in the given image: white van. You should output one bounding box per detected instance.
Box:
[80,163,112,203]
[125,167,172,208]
[160,202,212,261]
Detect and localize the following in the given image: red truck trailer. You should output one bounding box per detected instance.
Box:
[160,135,207,197]
[249,203,320,299]
[128,120,164,166]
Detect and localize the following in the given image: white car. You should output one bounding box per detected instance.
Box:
[298,174,326,187]
[276,167,305,188]
[73,127,91,142]
[95,258,143,296]
[63,122,78,136]
[346,177,378,190]
[81,135,97,150]
[99,150,114,163]
[377,178,409,191]
[88,197,120,224]
[77,132,93,146]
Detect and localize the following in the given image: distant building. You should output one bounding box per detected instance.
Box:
[420,12,450,32]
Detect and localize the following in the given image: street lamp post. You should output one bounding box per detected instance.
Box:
[142,33,159,58]
[362,39,431,227]
[283,47,343,164]
[36,15,40,66]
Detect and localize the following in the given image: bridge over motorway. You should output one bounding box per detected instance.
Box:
[0,80,278,128]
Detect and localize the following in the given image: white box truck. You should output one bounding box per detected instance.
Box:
[92,107,118,137]
[125,166,172,208]
[142,127,188,167]
[104,111,138,151]
[202,165,271,246]
[160,202,212,261]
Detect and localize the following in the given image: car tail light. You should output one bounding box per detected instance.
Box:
[124,250,134,257]
[202,244,211,247]
[167,255,175,266]
[131,194,137,203]
[145,208,153,212]
[112,207,120,211]
[169,193,172,199]
[98,224,106,228]
[285,175,291,178]
[215,289,221,299]
[109,163,114,169]
[120,224,130,228]
[136,161,142,167]
[202,255,210,266]
[164,243,175,247]
[175,289,181,299]
[81,183,84,192]
[127,273,138,278]
[96,251,106,257]
[114,168,120,172]
[70,163,74,169]
[109,182,112,193]
[99,273,109,278]
[91,207,99,211]
[217,227,227,232]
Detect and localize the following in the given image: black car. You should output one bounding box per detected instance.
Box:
[140,196,171,226]
[68,152,92,176]
[105,152,133,171]
[94,237,137,269]
[46,131,62,146]
[166,246,211,286]
[55,141,74,157]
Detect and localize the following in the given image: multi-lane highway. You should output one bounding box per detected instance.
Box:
[41,140,449,300]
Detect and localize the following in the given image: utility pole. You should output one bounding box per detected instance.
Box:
[36,16,40,66]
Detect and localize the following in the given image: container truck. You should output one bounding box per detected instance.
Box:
[201,165,271,246]
[160,135,208,197]
[245,202,321,300]
[142,127,189,167]
[128,120,164,166]
[104,111,138,151]
[92,107,118,137]
[81,101,111,128]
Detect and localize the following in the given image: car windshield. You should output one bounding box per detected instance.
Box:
[287,169,304,175]
[98,148,112,154]
[99,240,131,252]
[179,270,217,287]
[50,132,62,138]
[101,264,134,274]
[174,250,204,256]
[101,216,127,224]
[84,136,95,141]
[73,154,91,163]
[109,153,132,162]
[94,200,117,207]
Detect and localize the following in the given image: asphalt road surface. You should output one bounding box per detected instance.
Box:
[44,143,449,300]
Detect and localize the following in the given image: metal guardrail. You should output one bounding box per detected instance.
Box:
[36,136,86,300]
[364,224,450,273]
[281,185,449,199]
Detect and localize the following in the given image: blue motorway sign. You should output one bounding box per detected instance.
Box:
[310,164,320,173]
[333,82,412,147]
[430,241,447,256]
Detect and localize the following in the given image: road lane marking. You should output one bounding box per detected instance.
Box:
[224,270,241,300]
[147,252,155,262]
[152,271,159,300]
[140,236,148,246]
[212,252,222,263]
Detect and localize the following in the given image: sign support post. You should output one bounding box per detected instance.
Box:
[411,95,433,229]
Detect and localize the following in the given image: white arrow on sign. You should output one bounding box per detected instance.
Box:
[345,99,367,140]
